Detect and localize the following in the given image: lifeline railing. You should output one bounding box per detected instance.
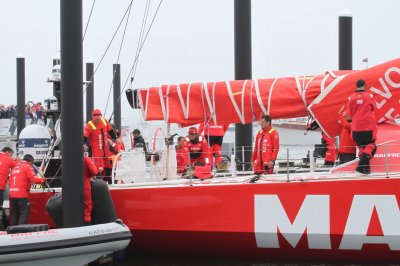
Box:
[105,142,400,186]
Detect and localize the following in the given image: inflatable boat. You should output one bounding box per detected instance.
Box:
[0,220,131,266]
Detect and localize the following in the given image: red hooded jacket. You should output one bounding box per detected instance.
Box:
[184,135,211,165]
[84,118,113,170]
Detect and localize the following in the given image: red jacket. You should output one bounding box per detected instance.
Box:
[176,146,189,173]
[184,136,210,165]
[338,112,356,155]
[252,128,273,173]
[84,118,113,169]
[9,161,46,198]
[83,156,98,223]
[322,132,336,163]
[0,152,17,190]
[198,122,229,137]
[347,90,377,136]
[265,126,279,160]
[84,156,98,180]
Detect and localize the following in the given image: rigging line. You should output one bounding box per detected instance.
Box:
[132,0,151,80]
[123,0,163,92]
[104,1,134,115]
[82,0,96,41]
[83,0,134,94]
[108,0,163,120]
[107,0,150,119]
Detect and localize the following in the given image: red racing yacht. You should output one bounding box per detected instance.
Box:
[29,58,400,263]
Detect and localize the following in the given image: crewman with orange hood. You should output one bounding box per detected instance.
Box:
[252,115,280,174]
[84,109,117,177]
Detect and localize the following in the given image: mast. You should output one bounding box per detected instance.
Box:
[60,0,84,227]
[16,54,25,139]
[113,63,121,132]
[339,8,353,70]
[86,60,94,123]
[234,0,252,170]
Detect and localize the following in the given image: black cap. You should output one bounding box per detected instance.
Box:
[356,79,366,89]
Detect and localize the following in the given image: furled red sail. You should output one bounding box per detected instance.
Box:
[131,58,400,133]
[134,70,353,126]
[308,58,400,137]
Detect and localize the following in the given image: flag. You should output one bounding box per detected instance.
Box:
[362,58,368,63]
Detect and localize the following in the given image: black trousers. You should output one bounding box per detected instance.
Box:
[0,189,3,208]
[352,131,374,147]
[10,198,30,225]
[339,153,357,164]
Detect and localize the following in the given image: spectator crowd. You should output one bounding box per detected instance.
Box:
[0,101,45,120]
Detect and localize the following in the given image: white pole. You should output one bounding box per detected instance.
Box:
[231,154,237,178]
[310,148,315,173]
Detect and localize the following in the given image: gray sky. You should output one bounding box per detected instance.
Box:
[1,0,399,125]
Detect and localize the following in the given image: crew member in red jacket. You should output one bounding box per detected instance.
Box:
[338,110,356,164]
[9,154,46,225]
[184,127,212,179]
[321,132,337,166]
[84,109,117,178]
[176,136,189,174]
[198,121,229,167]
[252,115,280,174]
[103,124,125,184]
[83,156,98,225]
[0,147,17,229]
[347,79,377,174]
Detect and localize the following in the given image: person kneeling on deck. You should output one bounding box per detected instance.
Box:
[83,155,98,225]
[9,154,46,225]
[184,127,212,179]
[252,115,279,174]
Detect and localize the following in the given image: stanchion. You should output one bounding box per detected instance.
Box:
[384,143,389,178]
[286,148,290,182]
